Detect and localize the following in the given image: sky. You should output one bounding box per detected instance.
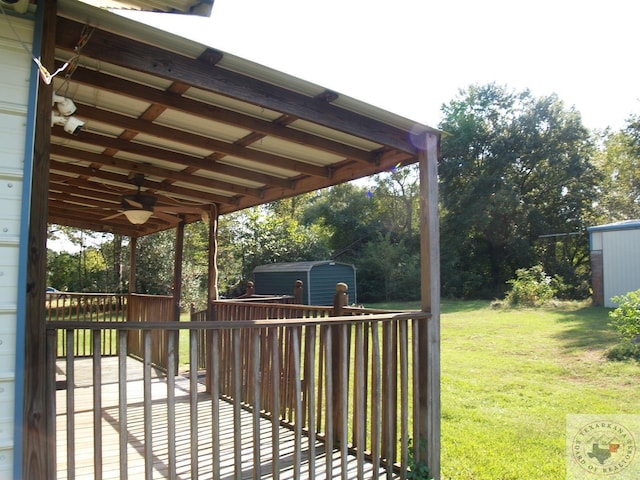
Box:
[120,0,640,133]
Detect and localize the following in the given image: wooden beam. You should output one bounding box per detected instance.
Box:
[64,65,376,164]
[55,18,418,154]
[24,1,56,478]
[52,129,271,197]
[418,132,441,479]
[50,148,242,203]
[74,103,325,181]
[219,150,416,214]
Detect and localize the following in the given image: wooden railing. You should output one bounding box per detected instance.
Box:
[47,310,430,479]
[46,292,127,356]
[127,293,175,371]
[46,292,175,370]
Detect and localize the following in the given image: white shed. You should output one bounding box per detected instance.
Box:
[588,220,640,307]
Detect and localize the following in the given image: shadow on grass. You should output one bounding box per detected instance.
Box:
[552,305,619,351]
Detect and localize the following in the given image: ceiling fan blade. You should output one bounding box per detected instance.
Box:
[102,212,124,221]
[123,196,144,209]
[152,210,181,224]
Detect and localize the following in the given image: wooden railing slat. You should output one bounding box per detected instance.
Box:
[189,330,199,478]
[400,319,409,480]
[167,330,177,480]
[307,326,317,479]
[355,322,365,480]
[211,329,221,479]
[270,327,281,480]
[252,328,262,480]
[340,324,349,480]
[92,330,103,480]
[233,329,242,480]
[118,331,128,479]
[66,330,75,480]
[325,326,333,480]
[293,327,302,479]
[143,330,153,480]
[48,301,431,479]
[371,321,381,480]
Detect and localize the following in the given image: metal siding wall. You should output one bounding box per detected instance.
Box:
[602,229,640,307]
[254,271,307,303]
[309,264,356,306]
[0,15,33,477]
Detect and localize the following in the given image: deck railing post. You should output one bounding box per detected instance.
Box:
[294,279,304,304]
[331,283,349,444]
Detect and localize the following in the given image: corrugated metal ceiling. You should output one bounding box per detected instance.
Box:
[47,0,440,238]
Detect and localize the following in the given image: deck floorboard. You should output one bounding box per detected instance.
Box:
[56,357,394,479]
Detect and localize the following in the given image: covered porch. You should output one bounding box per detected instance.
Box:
[24,0,442,478]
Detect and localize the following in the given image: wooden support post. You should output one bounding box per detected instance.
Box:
[206,205,219,392]
[331,283,349,443]
[418,131,441,478]
[293,279,303,304]
[207,204,219,306]
[23,2,56,477]
[128,236,137,295]
[173,218,185,371]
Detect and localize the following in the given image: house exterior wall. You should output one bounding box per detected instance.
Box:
[0,14,35,477]
[589,222,640,308]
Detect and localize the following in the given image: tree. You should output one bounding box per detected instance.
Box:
[371,164,421,239]
[439,83,597,298]
[592,115,640,222]
[224,207,330,295]
[135,230,175,295]
[302,183,380,256]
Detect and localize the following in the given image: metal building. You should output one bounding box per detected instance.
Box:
[254,260,357,306]
[588,220,640,307]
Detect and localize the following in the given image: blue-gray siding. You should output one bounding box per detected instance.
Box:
[253,261,356,306]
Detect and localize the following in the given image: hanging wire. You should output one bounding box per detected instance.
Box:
[0,3,94,87]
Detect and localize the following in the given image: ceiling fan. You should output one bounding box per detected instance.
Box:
[103,174,207,225]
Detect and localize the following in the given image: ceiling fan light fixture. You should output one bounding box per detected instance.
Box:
[123,209,153,225]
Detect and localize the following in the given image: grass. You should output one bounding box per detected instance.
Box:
[432,300,639,479]
[178,300,640,478]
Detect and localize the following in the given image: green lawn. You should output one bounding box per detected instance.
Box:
[180,300,640,479]
[430,300,638,479]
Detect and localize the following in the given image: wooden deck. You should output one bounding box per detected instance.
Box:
[55,357,396,479]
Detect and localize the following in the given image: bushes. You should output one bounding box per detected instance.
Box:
[609,289,640,340]
[504,265,557,307]
[606,289,640,362]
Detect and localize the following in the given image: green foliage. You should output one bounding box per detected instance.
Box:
[605,340,640,362]
[302,182,379,252]
[591,115,640,222]
[135,230,175,295]
[504,265,556,307]
[609,289,640,340]
[357,233,421,302]
[407,439,433,480]
[439,83,596,299]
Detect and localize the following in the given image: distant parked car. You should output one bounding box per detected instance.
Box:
[46,287,60,293]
